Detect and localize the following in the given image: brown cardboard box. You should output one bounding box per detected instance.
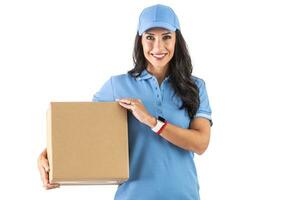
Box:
[47,102,129,185]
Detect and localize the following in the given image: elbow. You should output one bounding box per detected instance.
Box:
[194,144,209,155]
[193,133,210,155]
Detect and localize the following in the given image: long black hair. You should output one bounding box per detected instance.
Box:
[128,30,199,119]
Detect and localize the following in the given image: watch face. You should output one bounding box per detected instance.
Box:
[158,116,166,122]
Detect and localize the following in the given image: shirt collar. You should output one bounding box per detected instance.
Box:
[136,69,170,81]
[136,69,152,80]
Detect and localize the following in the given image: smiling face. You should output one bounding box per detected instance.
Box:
[141,28,176,71]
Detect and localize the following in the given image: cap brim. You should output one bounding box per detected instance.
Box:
[138,22,177,35]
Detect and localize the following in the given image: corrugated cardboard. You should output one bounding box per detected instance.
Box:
[47,102,129,185]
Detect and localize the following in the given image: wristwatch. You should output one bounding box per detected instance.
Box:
[151,116,168,134]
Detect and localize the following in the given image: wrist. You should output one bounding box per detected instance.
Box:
[146,115,157,128]
[151,116,168,135]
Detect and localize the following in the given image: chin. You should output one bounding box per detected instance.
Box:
[150,59,170,67]
[151,63,168,69]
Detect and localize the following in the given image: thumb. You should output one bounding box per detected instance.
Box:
[41,159,50,172]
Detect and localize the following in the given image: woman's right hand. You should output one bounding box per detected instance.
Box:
[37,148,60,190]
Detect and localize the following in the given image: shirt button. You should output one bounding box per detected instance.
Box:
[157,94,159,98]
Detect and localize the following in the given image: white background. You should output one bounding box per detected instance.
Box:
[0,0,299,199]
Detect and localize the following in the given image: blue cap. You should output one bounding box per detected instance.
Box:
[137,4,180,36]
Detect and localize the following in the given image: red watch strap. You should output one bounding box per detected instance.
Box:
[156,121,168,135]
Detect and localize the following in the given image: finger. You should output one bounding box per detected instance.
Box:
[38,153,50,172]
[45,183,60,190]
[40,158,50,173]
[39,159,51,184]
[130,98,141,104]
[118,98,131,105]
[39,155,50,172]
[44,184,59,190]
[118,101,134,110]
[38,162,48,185]
[39,168,49,187]
[39,165,49,186]
[118,98,140,105]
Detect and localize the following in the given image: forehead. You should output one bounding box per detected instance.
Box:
[144,27,175,35]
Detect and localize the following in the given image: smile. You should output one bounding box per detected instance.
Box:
[151,53,167,59]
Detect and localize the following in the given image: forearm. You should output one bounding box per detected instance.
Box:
[160,123,210,155]
[146,116,210,155]
[117,99,211,155]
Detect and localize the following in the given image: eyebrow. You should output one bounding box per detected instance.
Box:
[145,31,172,36]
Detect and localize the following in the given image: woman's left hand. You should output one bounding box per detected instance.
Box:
[117,98,156,128]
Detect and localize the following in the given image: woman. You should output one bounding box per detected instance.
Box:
[38,4,212,200]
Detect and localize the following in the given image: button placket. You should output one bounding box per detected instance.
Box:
[151,77,161,101]
[150,76,163,116]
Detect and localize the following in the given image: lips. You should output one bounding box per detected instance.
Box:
[151,53,167,59]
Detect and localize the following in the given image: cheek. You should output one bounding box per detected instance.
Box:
[167,43,176,55]
[143,42,152,52]
[143,47,151,58]
[142,42,150,52]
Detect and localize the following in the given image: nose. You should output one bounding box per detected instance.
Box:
[153,38,164,52]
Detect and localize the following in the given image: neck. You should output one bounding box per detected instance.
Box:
[146,64,169,86]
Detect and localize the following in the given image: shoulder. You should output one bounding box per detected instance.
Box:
[108,72,137,86]
[191,75,206,88]
[110,72,134,81]
[110,73,129,79]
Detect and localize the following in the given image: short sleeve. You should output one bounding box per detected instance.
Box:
[194,78,213,126]
[92,77,115,102]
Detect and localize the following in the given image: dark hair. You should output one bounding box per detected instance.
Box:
[128,30,199,119]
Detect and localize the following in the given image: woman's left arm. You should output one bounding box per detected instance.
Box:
[158,117,211,155]
[117,98,211,155]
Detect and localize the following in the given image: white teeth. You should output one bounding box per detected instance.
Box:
[153,54,166,58]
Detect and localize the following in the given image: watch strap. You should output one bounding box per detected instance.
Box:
[151,116,168,134]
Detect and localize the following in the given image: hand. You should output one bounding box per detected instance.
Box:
[117,98,156,128]
[37,148,60,190]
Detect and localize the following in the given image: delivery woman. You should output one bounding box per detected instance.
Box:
[38,4,212,200]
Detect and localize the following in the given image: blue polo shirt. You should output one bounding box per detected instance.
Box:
[93,69,212,200]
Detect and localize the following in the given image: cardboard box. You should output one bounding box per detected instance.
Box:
[47,102,129,185]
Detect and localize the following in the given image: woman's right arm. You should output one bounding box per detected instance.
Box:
[37,148,60,190]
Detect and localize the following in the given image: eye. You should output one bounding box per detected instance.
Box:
[163,35,172,40]
[146,35,154,40]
